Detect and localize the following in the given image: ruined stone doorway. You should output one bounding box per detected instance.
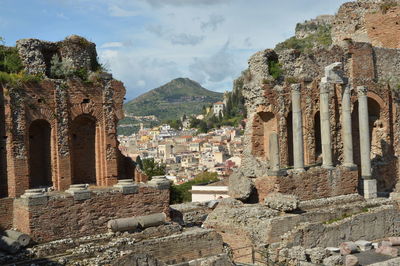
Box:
[251,112,277,160]
[314,111,322,163]
[71,115,96,185]
[29,119,52,188]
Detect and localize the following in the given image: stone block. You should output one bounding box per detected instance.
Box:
[264,192,299,212]
[228,170,253,201]
[339,242,358,255]
[355,240,372,251]
[388,237,400,246]
[148,176,171,190]
[114,183,139,195]
[20,191,48,206]
[345,255,359,266]
[363,179,377,199]
[70,190,91,201]
[381,241,392,247]
[376,245,399,257]
[326,247,340,254]
[323,255,343,266]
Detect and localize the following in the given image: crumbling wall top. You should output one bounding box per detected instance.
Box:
[16,35,98,77]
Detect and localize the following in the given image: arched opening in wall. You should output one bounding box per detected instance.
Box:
[251,112,277,160]
[314,111,322,163]
[29,120,52,188]
[71,114,96,185]
[287,111,294,167]
[352,97,383,166]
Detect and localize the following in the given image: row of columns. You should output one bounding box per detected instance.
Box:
[268,62,377,199]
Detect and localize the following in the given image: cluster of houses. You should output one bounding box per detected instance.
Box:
[118,124,243,184]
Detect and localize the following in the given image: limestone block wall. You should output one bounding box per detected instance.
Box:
[283,205,400,248]
[255,167,358,201]
[12,185,169,242]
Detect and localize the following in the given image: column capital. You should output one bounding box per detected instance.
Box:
[319,81,331,94]
[291,83,301,93]
[357,86,368,97]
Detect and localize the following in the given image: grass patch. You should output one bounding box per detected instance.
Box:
[275,24,332,53]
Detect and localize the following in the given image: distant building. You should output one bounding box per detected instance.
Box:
[213,101,225,116]
[191,180,229,202]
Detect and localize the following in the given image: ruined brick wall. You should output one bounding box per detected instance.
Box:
[255,167,358,201]
[126,229,224,264]
[13,186,169,242]
[0,198,13,229]
[0,36,136,198]
[332,1,400,48]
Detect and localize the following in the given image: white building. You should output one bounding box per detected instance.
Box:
[191,180,229,202]
[213,102,225,116]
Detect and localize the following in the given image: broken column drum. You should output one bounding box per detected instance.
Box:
[357,86,377,199]
[342,85,356,168]
[319,81,334,169]
[291,84,305,172]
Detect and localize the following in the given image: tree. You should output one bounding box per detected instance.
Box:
[135,155,143,170]
[142,158,166,179]
[169,171,219,204]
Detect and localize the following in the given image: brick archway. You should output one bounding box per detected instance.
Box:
[71,114,97,185]
[29,119,52,188]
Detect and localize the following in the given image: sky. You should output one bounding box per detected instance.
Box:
[0,0,348,101]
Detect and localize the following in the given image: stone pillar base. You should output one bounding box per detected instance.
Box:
[267,169,287,176]
[363,179,377,199]
[342,163,358,171]
[322,164,335,170]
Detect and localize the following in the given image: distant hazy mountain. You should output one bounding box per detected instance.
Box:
[123,78,223,122]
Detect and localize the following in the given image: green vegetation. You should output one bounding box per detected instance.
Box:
[123,78,223,123]
[324,208,369,224]
[275,24,332,53]
[141,158,166,180]
[0,37,42,87]
[380,1,397,14]
[170,172,219,204]
[268,59,283,80]
[189,77,246,133]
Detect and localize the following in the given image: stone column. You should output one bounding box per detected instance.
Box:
[357,86,377,199]
[291,84,305,172]
[320,81,334,169]
[268,132,285,176]
[341,85,356,169]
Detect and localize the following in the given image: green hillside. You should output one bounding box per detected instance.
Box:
[123,78,223,121]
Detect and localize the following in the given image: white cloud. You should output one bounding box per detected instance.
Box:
[147,24,205,46]
[108,5,138,17]
[101,42,124,48]
[201,14,225,31]
[189,41,236,83]
[142,0,231,7]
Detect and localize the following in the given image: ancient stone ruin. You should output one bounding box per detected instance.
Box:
[0,35,170,244]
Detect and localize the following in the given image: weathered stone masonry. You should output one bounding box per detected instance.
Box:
[0,36,169,242]
[234,2,400,202]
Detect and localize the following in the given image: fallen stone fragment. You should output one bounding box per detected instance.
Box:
[388,237,400,246]
[305,247,329,264]
[355,240,372,251]
[228,170,253,201]
[376,246,399,257]
[372,242,379,249]
[326,247,340,254]
[323,255,343,266]
[0,236,21,254]
[345,255,359,266]
[207,200,219,209]
[339,242,358,255]
[382,241,392,247]
[264,192,299,212]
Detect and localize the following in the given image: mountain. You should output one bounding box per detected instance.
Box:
[123,78,223,122]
